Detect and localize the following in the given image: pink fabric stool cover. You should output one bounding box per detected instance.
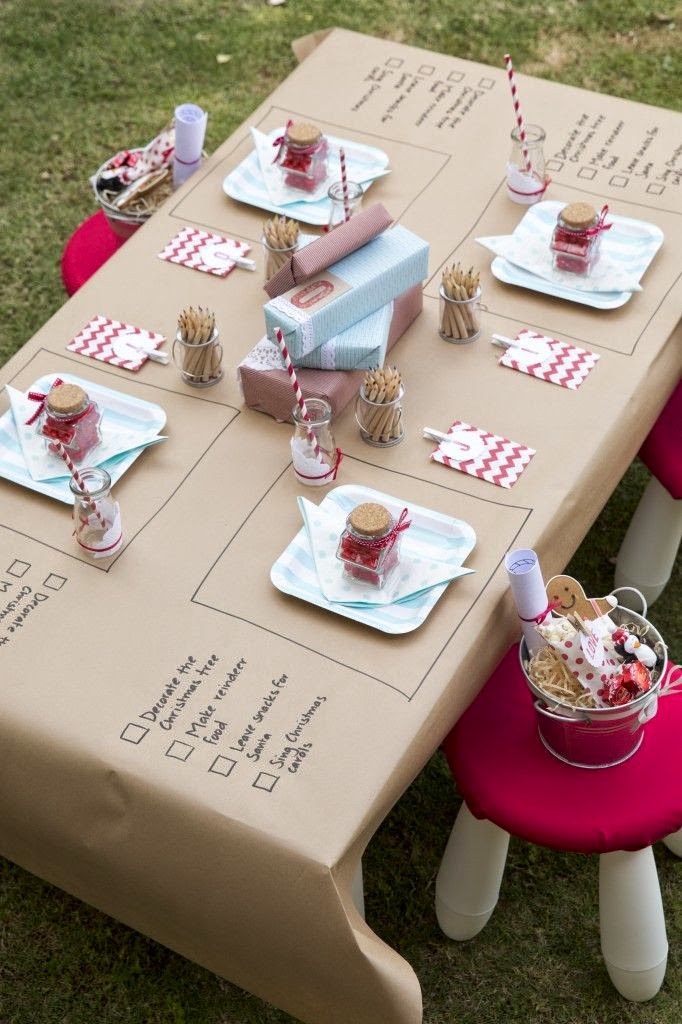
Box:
[639,380,682,499]
[443,646,682,855]
[61,210,126,296]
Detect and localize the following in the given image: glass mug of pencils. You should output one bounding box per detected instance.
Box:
[355,366,404,447]
[439,263,482,344]
[173,306,223,388]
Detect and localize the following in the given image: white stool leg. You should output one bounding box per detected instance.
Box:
[599,848,667,1001]
[351,859,365,919]
[662,829,682,858]
[435,802,510,940]
[615,476,682,608]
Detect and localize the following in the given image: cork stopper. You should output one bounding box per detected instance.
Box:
[560,202,597,230]
[46,383,87,415]
[286,121,322,147]
[348,502,392,538]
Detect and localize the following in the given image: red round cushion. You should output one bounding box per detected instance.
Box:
[443,646,682,854]
[639,379,682,499]
[61,211,127,296]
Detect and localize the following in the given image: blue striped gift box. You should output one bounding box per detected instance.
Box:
[264,226,429,361]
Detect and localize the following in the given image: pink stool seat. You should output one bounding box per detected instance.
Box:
[443,647,682,855]
[639,380,682,499]
[61,210,127,296]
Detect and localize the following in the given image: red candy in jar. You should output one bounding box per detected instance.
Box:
[336,502,410,589]
[549,201,611,276]
[276,121,329,193]
[40,381,102,464]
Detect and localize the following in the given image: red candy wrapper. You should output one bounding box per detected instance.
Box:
[598,661,652,706]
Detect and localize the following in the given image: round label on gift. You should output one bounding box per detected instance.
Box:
[439,429,486,464]
[201,240,246,270]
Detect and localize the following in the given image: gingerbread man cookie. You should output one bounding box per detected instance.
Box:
[546,575,617,620]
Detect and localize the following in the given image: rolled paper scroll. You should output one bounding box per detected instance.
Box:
[173,103,208,187]
[505,548,551,656]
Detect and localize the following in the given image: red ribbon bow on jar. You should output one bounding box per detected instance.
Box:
[271,119,294,163]
[356,507,412,551]
[25,378,63,425]
[581,205,612,238]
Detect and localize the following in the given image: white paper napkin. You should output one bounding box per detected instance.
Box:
[6,384,166,482]
[251,127,390,207]
[298,497,473,606]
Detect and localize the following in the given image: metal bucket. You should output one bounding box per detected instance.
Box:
[520,589,667,769]
[93,151,150,239]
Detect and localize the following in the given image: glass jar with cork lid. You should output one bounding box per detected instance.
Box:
[276,121,329,192]
[38,381,102,463]
[550,201,611,275]
[336,502,410,589]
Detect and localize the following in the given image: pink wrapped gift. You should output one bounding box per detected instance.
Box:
[240,283,422,422]
[264,204,393,298]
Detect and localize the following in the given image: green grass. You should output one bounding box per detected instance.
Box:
[1,1,680,1022]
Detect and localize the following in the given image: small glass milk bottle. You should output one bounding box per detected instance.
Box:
[327,181,364,230]
[506,124,547,205]
[69,467,123,559]
[290,398,342,486]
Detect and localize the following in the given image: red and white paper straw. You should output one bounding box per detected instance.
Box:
[338,147,351,223]
[54,441,108,530]
[504,53,531,172]
[275,328,323,462]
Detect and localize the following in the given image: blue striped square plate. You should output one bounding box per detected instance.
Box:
[271,484,476,634]
[0,373,166,504]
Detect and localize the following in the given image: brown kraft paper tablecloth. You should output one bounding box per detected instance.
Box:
[0,28,681,1024]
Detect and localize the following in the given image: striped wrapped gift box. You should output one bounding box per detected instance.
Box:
[264,225,429,361]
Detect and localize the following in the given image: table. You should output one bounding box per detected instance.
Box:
[1,29,680,1024]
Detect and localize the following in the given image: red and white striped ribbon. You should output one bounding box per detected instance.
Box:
[504,54,531,172]
[275,328,323,461]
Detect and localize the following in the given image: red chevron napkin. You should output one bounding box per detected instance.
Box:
[67,315,166,371]
[499,330,599,390]
[430,421,535,489]
[158,225,250,277]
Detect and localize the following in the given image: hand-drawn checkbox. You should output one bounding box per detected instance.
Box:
[478,76,495,89]
[418,64,435,76]
[209,755,237,778]
[253,772,279,793]
[166,740,194,762]
[447,70,464,83]
[609,174,629,188]
[647,182,665,195]
[546,159,564,172]
[7,559,30,578]
[43,573,67,591]
[120,723,149,745]
[578,166,597,180]
[385,57,403,69]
